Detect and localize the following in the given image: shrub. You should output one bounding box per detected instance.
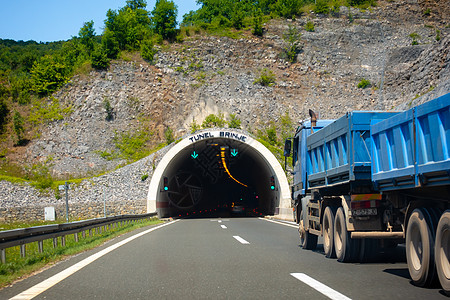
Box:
[13,111,25,145]
[141,39,157,63]
[305,21,315,32]
[0,100,8,134]
[228,114,241,129]
[357,78,371,89]
[436,29,441,41]
[103,97,114,121]
[314,0,329,14]
[202,113,226,128]
[282,25,301,63]
[91,48,110,70]
[409,32,420,45]
[164,127,175,144]
[252,9,264,37]
[190,118,201,133]
[253,68,276,86]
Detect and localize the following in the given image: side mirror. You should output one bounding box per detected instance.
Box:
[284,139,292,157]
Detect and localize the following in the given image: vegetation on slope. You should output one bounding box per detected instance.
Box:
[0,0,377,182]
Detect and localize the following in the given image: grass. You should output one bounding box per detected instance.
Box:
[0,218,162,288]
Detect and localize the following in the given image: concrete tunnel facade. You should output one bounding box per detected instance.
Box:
[147,129,292,220]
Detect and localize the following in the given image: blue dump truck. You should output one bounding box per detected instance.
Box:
[284,93,450,292]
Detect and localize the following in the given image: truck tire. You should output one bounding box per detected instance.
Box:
[435,210,450,294]
[334,207,360,262]
[406,208,438,287]
[299,209,317,250]
[323,206,337,258]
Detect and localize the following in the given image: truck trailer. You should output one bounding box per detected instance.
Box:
[284,93,450,293]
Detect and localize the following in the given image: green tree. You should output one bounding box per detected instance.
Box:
[283,25,301,63]
[231,1,245,29]
[104,3,151,51]
[126,0,147,10]
[252,8,264,37]
[314,0,329,14]
[102,30,120,59]
[91,48,110,70]
[79,20,96,54]
[274,0,301,19]
[151,0,178,40]
[30,55,68,96]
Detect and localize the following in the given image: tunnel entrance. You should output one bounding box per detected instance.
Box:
[147,129,292,220]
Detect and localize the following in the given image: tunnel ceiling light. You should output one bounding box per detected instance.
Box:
[220,147,248,188]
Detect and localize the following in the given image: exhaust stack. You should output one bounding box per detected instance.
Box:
[309,109,317,133]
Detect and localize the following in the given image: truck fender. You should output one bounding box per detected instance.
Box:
[339,195,352,231]
[301,196,312,230]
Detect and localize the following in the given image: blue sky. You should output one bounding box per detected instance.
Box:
[0,0,200,43]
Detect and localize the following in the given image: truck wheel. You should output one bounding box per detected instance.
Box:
[406,208,438,287]
[435,210,450,294]
[334,207,360,262]
[299,210,317,250]
[323,206,337,258]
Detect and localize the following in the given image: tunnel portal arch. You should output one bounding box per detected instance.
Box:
[147,129,292,220]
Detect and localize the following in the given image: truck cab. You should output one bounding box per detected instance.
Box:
[289,120,333,222]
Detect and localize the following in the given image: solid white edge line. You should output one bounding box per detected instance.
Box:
[233,236,250,244]
[220,225,227,229]
[259,217,298,229]
[10,220,180,300]
[290,273,352,300]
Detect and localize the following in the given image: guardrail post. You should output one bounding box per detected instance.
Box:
[61,236,66,247]
[1,249,5,263]
[20,244,26,258]
[53,238,58,248]
[82,230,86,239]
[74,233,79,242]
[38,241,43,253]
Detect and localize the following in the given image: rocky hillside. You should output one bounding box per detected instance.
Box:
[7,0,450,178]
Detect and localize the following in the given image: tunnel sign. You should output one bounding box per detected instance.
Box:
[188,131,247,143]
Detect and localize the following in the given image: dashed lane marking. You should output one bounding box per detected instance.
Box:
[220,225,227,229]
[233,236,250,244]
[290,273,352,300]
[259,217,298,228]
[10,220,180,300]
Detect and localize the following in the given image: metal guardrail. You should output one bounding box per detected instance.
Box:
[0,213,157,263]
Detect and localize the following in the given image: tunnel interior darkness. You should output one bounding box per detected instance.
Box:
[159,138,278,218]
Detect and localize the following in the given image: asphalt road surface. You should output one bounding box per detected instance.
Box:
[0,217,447,299]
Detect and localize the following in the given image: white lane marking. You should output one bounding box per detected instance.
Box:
[220,225,227,229]
[290,273,352,300]
[10,220,180,300]
[259,217,298,229]
[233,236,250,244]
[218,220,222,223]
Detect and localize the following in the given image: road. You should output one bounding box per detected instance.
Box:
[0,217,446,299]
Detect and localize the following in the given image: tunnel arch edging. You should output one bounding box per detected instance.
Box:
[147,129,292,220]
